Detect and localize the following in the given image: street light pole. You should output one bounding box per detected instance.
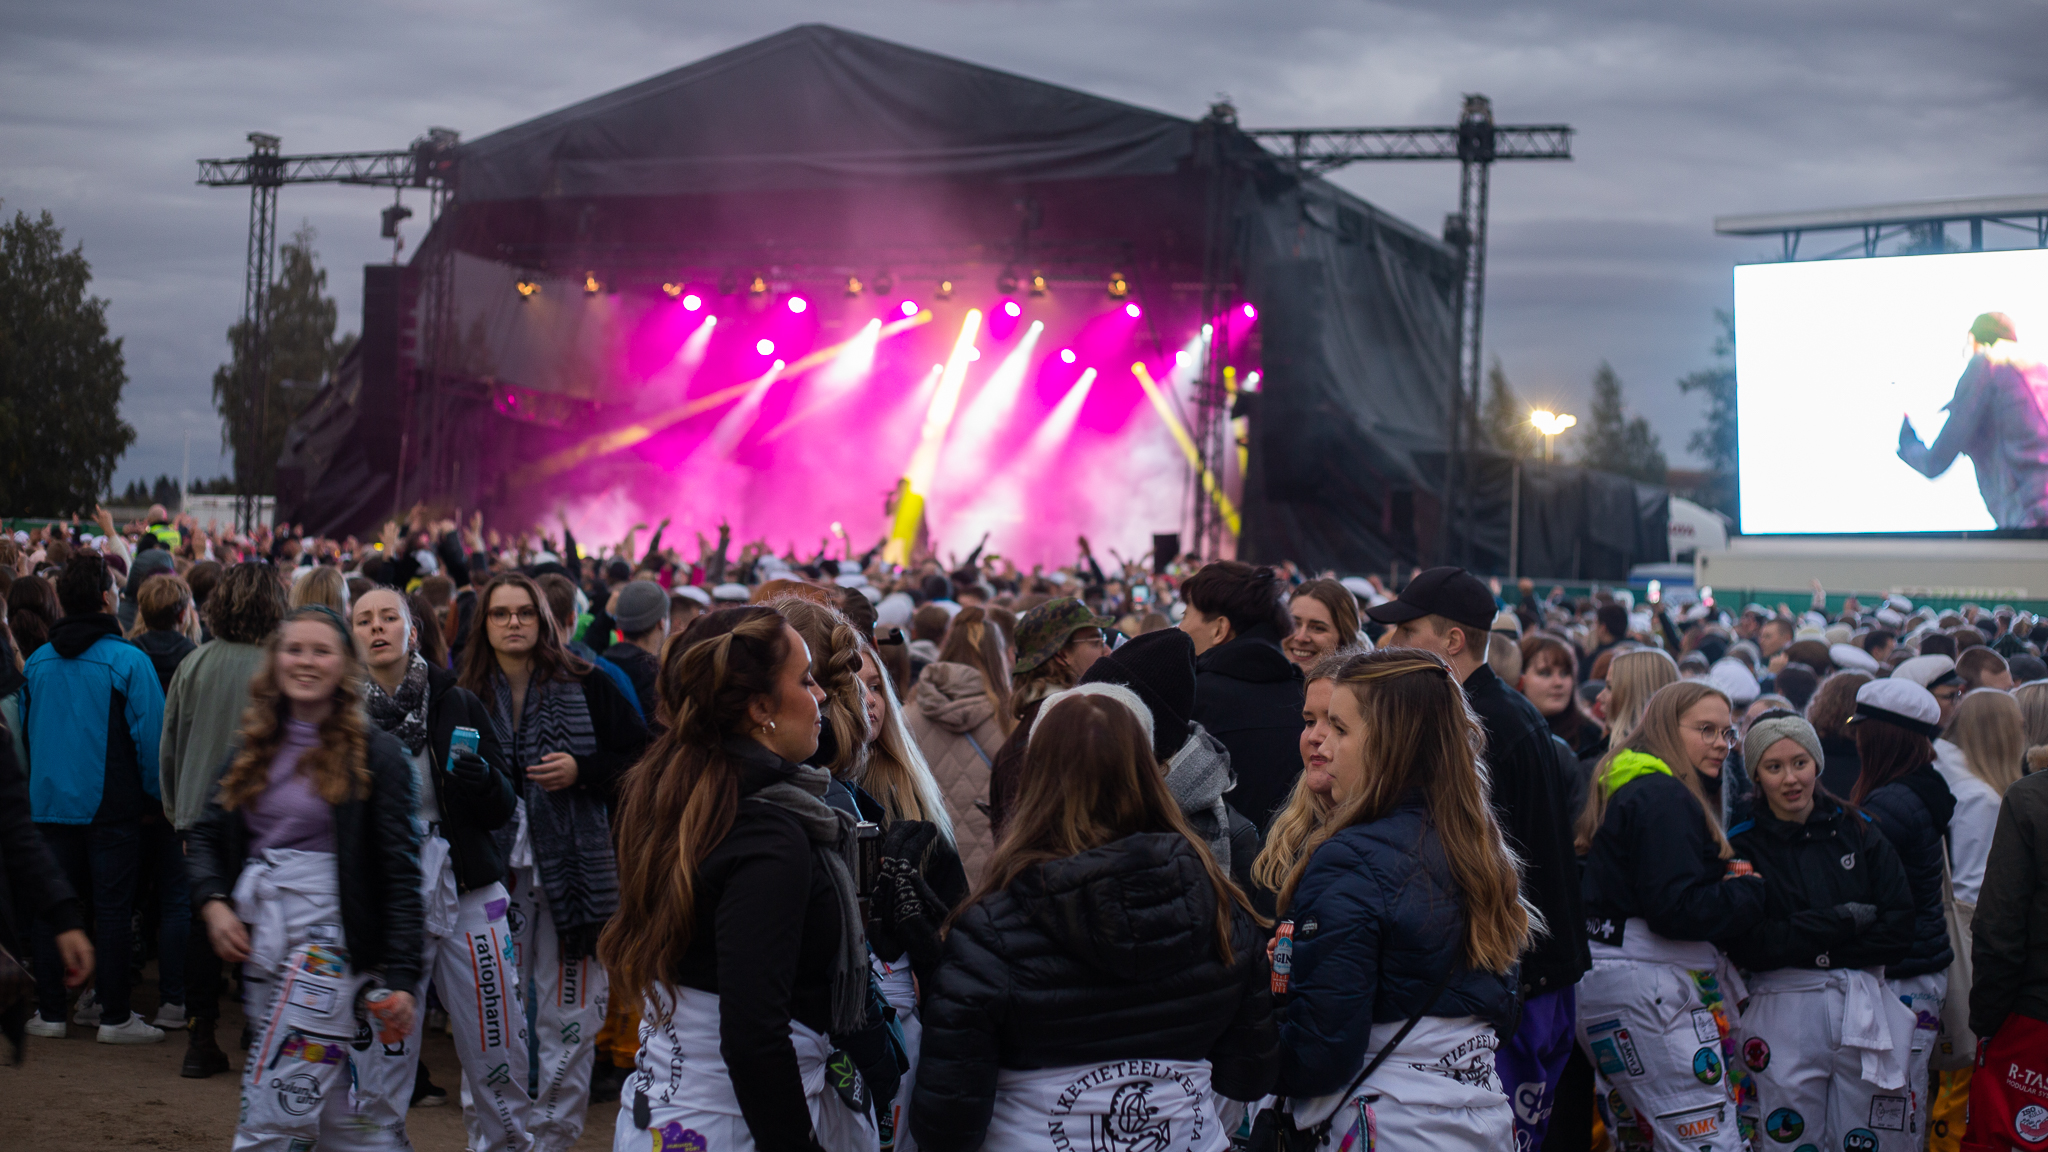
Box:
[1519,410,1577,579]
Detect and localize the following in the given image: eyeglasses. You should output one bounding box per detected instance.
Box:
[1689,723,1740,747]
[487,607,538,624]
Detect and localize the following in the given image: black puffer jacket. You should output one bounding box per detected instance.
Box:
[1196,624,1304,829]
[1860,764,1957,978]
[911,832,1277,1152]
[1971,767,2048,1039]
[186,726,426,991]
[416,664,518,893]
[1582,761,1767,948]
[1725,801,1915,973]
[1275,797,1519,1098]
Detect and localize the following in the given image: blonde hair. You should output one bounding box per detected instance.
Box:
[1952,688,2025,797]
[1578,681,1734,858]
[2012,680,2048,750]
[1277,649,1534,974]
[1250,650,1356,893]
[290,565,349,614]
[858,638,954,842]
[1603,648,1680,740]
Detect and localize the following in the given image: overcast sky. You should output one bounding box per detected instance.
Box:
[7,0,2048,492]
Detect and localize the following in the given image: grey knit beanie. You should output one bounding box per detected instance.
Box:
[1743,712,1824,774]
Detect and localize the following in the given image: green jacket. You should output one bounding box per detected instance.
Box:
[159,639,267,830]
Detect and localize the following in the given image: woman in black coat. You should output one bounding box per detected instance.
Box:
[1847,678,1958,1133]
[458,572,647,1152]
[185,605,423,1147]
[911,685,1275,1152]
[1725,712,1919,1152]
[1,732,91,1059]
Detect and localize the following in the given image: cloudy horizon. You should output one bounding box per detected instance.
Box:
[7,0,2046,497]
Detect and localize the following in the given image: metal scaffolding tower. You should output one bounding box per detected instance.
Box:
[197,129,458,528]
[1246,97,1572,566]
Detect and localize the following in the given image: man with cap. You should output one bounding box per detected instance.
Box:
[603,579,669,720]
[1899,311,2048,528]
[1371,566,1588,1150]
[986,598,1114,833]
[668,583,709,637]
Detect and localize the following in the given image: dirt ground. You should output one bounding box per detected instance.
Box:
[4,963,619,1151]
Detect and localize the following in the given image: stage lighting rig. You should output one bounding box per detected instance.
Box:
[845,275,864,297]
[748,274,768,296]
[1029,271,1049,297]
[516,279,539,298]
[661,282,683,298]
[1107,272,1129,300]
[935,278,954,300]
[584,273,602,295]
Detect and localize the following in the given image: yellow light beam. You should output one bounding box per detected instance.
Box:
[1132,361,1241,536]
[886,310,983,564]
[522,310,933,483]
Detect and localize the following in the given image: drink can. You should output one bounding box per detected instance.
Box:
[362,987,404,1044]
[1725,858,1755,878]
[1270,921,1295,996]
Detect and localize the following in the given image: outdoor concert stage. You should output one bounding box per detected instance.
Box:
[278,24,1666,576]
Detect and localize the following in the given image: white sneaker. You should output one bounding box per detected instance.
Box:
[71,989,100,1026]
[97,1013,166,1045]
[25,1015,67,1039]
[151,1003,187,1030]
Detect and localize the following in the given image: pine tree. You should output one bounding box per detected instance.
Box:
[0,206,134,515]
[1480,357,1536,458]
[211,223,354,495]
[1677,310,1738,517]
[1576,361,1668,485]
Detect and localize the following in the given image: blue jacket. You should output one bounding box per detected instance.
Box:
[21,614,164,825]
[1276,797,1518,1098]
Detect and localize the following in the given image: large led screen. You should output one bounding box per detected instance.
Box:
[1733,247,2048,534]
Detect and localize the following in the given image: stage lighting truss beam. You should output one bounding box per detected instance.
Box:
[485,239,1138,293]
[1713,194,2048,262]
[197,130,460,526]
[1243,101,1573,569]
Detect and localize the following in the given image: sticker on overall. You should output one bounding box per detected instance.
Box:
[286,981,337,1014]
[1591,1039,1627,1078]
[1843,1129,1879,1152]
[1764,1107,1804,1142]
[1870,1095,1908,1131]
[298,945,347,977]
[1690,1007,1721,1044]
[484,897,508,923]
[1693,1046,1723,1085]
[274,1073,322,1116]
[1743,1037,1771,1071]
[652,1122,708,1152]
[1612,1028,1645,1076]
[1667,1104,1722,1143]
[278,1033,344,1067]
[2015,1104,2048,1144]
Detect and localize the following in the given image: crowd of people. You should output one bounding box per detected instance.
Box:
[2,503,2046,1152]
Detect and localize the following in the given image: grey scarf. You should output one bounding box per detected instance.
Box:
[363,651,431,755]
[1164,722,1237,872]
[489,673,617,937]
[745,761,868,1034]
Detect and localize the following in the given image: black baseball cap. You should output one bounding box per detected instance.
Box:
[1365,566,1497,635]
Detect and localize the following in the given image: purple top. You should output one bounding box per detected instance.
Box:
[245,719,335,854]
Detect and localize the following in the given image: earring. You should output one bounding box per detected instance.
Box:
[760,720,776,733]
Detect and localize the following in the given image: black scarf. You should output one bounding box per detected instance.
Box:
[363,652,432,755]
[490,672,618,938]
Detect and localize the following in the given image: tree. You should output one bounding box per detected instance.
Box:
[0,206,134,515]
[1480,357,1537,458]
[211,223,354,495]
[1677,310,1738,518]
[1575,361,1668,484]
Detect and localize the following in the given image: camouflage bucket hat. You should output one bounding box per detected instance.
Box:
[1013,597,1115,676]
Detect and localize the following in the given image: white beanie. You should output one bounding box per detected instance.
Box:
[1029,683,1153,750]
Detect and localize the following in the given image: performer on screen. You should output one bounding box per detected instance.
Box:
[1897,311,2048,529]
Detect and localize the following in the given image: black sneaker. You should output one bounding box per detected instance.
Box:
[411,1062,449,1107]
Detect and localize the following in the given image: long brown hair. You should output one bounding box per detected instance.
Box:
[457,572,590,696]
[1290,579,1361,649]
[1579,681,1734,857]
[935,605,1014,735]
[600,606,793,1022]
[1807,670,1873,741]
[964,693,1259,960]
[771,596,873,778]
[215,607,371,810]
[1851,717,1936,804]
[857,637,953,838]
[1276,648,1532,974]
